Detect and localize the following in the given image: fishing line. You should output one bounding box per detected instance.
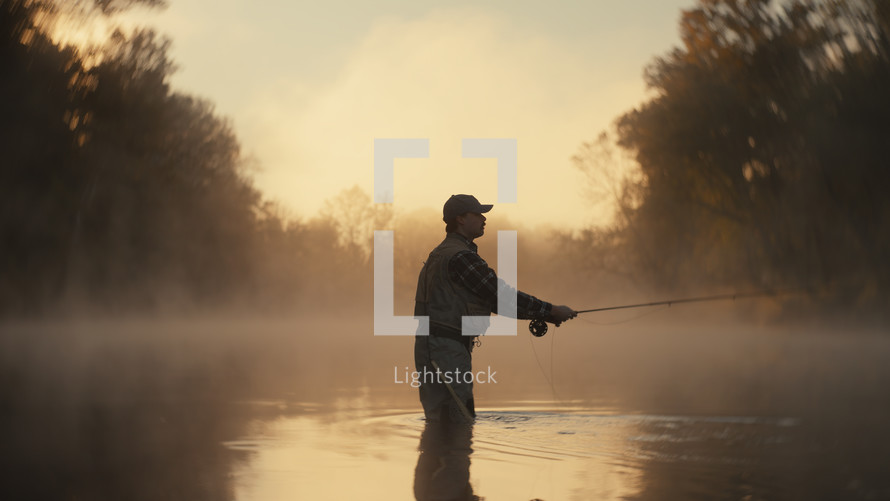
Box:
[525,286,809,409]
[529,286,807,336]
[528,326,564,405]
[550,325,555,390]
[531,306,668,405]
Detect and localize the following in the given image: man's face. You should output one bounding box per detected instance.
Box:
[459,212,487,239]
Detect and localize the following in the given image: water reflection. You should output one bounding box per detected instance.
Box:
[223,407,648,500]
[4,321,890,500]
[0,322,253,501]
[414,420,478,501]
[223,405,890,500]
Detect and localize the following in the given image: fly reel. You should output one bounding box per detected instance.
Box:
[529,318,549,337]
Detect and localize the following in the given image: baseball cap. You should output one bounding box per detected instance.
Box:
[443,194,493,223]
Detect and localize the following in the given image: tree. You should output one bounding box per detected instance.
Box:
[580,0,890,316]
[0,0,271,313]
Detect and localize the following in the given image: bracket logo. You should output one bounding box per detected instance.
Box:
[372,138,519,336]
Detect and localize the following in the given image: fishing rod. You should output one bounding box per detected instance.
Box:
[528,287,806,337]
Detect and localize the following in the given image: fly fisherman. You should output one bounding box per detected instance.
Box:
[414,194,577,423]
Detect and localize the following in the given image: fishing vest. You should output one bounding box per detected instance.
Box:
[414,234,491,338]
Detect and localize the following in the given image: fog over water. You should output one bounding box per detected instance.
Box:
[4,0,890,499]
[3,312,890,500]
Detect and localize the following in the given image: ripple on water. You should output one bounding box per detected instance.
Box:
[224,406,803,500]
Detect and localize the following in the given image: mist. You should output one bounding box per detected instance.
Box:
[3,0,890,499]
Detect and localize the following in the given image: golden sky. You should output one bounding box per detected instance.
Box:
[140,0,697,230]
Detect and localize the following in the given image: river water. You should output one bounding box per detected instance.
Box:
[2,318,889,500]
[223,398,886,500]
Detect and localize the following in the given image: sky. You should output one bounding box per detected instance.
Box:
[135,0,698,230]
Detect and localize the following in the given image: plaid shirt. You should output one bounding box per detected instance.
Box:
[447,233,552,320]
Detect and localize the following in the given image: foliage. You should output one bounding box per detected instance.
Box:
[0,0,370,315]
[575,0,890,316]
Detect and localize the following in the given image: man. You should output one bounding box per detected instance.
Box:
[414,194,577,423]
[413,418,476,500]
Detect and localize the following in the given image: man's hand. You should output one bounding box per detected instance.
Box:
[549,305,578,326]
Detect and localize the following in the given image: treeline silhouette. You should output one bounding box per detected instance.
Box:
[0,0,374,316]
[0,0,583,318]
[5,0,888,321]
[573,0,890,319]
